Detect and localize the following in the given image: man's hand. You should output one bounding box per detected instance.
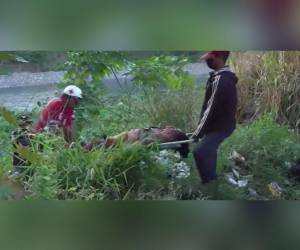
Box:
[189,133,200,143]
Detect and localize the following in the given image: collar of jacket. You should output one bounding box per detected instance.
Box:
[209,66,232,76]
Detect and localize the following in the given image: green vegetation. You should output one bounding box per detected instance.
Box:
[1,51,300,200]
[230,51,300,129]
[0,96,203,200]
[218,114,300,200]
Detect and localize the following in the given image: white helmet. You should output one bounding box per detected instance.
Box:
[63,85,82,98]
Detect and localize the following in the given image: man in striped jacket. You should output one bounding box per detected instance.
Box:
[191,51,238,192]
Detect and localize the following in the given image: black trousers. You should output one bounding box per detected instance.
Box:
[193,132,231,184]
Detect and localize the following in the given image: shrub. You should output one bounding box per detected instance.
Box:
[218,113,300,199]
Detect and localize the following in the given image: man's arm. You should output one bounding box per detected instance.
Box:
[198,90,209,124]
[198,75,214,124]
[62,109,75,143]
[31,109,48,133]
[192,75,224,139]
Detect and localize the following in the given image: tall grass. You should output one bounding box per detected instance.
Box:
[142,86,203,132]
[231,51,300,130]
[12,135,175,200]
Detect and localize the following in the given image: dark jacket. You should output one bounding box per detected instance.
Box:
[194,66,238,138]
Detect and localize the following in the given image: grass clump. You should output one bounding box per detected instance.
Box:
[218,113,300,199]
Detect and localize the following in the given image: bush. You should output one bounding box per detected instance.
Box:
[218,113,300,199]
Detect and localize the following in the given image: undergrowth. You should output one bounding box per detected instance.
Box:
[2,50,300,200]
[2,98,300,200]
[218,113,300,200]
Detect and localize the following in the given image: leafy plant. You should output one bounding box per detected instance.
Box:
[63,51,128,86]
[129,55,193,89]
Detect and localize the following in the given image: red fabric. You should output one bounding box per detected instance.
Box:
[33,97,75,132]
[207,51,229,57]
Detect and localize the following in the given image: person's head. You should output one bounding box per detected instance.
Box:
[62,85,82,108]
[200,51,230,71]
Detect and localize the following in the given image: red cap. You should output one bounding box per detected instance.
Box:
[200,51,229,61]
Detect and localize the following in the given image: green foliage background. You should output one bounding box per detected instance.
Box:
[1,51,300,200]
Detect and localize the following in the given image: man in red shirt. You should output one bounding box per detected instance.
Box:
[31,85,82,143]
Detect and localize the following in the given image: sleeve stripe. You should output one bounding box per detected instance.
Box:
[194,75,221,136]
